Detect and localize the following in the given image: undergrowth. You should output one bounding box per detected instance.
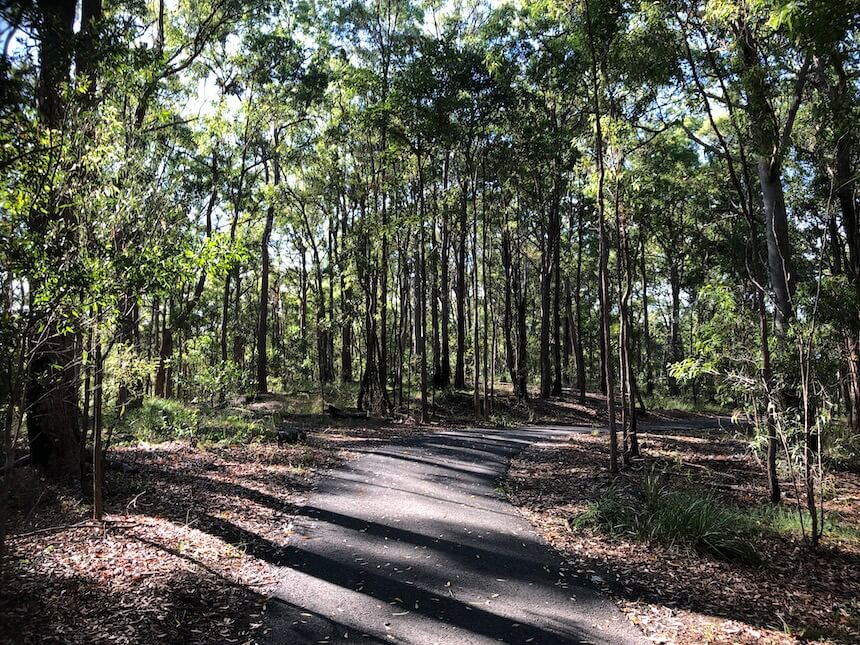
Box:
[571,470,761,565]
[572,469,860,564]
[644,394,728,416]
[117,398,270,445]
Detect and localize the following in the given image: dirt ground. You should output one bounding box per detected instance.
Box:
[0,409,420,645]
[4,392,858,644]
[504,419,860,645]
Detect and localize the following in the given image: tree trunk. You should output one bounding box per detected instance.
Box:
[417,143,429,421]
[760,293,781,503]
[257,203,274,394]
[430,189,441,389]
[26,0,81,483]
[502,226,518,395]
[154,305,173,398]
[758,161,795,333]
[668,261,682,395]
[539,205,552,398]
[574,200,586,401]
[640,233,653,396]
[455,174,468,390]
[472,166,481,417]
[552,209,563,396]
[585,0,618,472]
[438,153,452,387]
[92,321,104,521]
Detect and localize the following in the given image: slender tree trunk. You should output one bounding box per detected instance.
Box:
[640,232,653,396]
[473,165,481,417]
[257,202,274,394]
[417,143,429,421]
[574,200,586,401]
[539,206,552,398]
[552,207,563,396]
[431,188,441,389]
[759,293,781,503]
[299,241,308,354]
[439,153,452,387]
[502,229,514,382]
[481,161,490,415]
[455,171,468,389]
[515,204,529,402]
[758,162,795,332]
[585,0,618,472]
[232,268,243,368]
[380,189,390,408]
[92,320,104,520]
[668,261,682,395]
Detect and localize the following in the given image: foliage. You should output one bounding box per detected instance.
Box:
[118,397,274,446]
[572,471,761,565]
[121,398,201,443]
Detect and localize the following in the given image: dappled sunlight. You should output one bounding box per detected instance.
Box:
[265,425,639,644]
[2,437,339,643]
[506,424,860,643]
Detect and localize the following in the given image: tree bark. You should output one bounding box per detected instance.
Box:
[257,199,275,394]
[438,152,452,387]
[455,170,468,389]
[640,232,653,396]
[26,0,81,483]
[573,199,586,401]
[585,0,618,472]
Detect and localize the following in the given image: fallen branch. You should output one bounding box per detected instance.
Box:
[1,453,31,474]
[9,519,138,541]
[326,404,369,419]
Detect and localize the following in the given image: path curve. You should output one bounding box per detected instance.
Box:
[263,425,644,644]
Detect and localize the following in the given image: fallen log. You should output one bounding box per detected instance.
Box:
[276,427,307,446]
[325,404,368,420]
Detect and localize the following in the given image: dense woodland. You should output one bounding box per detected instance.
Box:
[2,0,860,568]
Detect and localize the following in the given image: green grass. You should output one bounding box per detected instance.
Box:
[121,398,199,443]
[644,394,730,416]
[754,505,860,546]
[572,471,761,565]
[118,398,270,446]
[573,469,860,565]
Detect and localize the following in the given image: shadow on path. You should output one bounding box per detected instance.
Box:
[264,425,643,644]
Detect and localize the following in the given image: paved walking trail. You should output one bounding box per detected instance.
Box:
[264,425,645,644]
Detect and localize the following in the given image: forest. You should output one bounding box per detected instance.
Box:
[1,0,859,643]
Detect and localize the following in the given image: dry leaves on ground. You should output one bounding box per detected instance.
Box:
[504,424,860,645]
[1,417,421,645]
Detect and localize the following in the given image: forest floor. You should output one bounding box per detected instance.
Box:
[3,389,859,644]
[0,398,424,645]
[504,415,860,645]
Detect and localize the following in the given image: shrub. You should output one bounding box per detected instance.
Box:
[123,398,199,443]
[571,471,760,565]
[196,413,268,445]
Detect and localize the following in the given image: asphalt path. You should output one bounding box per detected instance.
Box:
[260,422,666,644]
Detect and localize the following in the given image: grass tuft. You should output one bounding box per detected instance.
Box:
[119,398,269,446]
[571,470,761,565]
[754,505,860,546]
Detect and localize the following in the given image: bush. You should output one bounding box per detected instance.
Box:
[197,413,268,445]
[119,398,273,446]
[123,398,199,443]
[572,471,760,565]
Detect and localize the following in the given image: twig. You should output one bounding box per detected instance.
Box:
[9,519,137,540]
